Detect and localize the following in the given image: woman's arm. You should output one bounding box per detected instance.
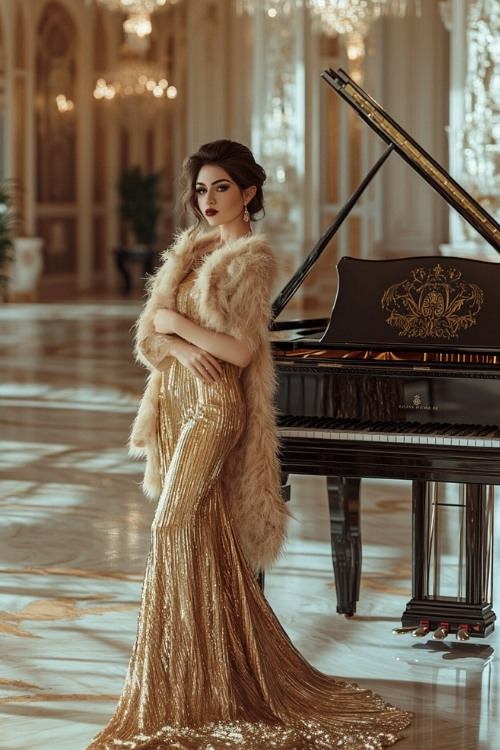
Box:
[137,330,224,382]
[154,308,253,369]
[137,332,176,371]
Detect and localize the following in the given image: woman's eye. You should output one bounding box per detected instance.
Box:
[217,184,229,192]
[195,187,206,195]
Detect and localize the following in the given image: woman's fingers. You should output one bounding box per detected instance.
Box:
[193,354,223,382]
[171,338,225,382]
[184,349,222,382]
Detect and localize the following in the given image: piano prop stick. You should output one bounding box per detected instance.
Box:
[272,68,500,640]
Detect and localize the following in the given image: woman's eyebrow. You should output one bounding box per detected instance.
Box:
[195,178,233,186]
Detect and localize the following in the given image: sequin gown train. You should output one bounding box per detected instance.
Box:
[86,277,412,749]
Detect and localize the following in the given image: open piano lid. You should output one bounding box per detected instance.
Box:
[271,68,500,350]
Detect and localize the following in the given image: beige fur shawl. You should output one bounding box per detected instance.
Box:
[129,228,289,571]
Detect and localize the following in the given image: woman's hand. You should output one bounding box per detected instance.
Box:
[169,337,224,382]
[154,308,180,335]
[154,306,252,369]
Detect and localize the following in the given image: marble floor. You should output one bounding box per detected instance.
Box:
[0,298,498,750]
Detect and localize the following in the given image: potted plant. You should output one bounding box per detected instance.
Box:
[0,178,17,300]
[118,165,163,248]
[0,178,44,302]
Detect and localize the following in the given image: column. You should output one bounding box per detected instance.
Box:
[77,3,95,290]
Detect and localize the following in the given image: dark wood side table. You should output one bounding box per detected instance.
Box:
[114,246,157,294]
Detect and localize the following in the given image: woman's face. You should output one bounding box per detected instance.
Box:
[195,164,253,233]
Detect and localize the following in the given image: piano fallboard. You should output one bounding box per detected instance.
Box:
[274,357,500,428]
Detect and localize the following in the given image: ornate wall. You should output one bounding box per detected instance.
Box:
[0,0,451,304]
[0,0,188,295]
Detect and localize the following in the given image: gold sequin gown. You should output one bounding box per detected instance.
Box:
[86,277,412,749]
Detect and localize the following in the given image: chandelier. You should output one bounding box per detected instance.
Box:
[306,2,421,38]
[93,56,178,108]
[238,1,421,62]
[94,0,179,11]
[94,0,181,38]
[235,0,300,16]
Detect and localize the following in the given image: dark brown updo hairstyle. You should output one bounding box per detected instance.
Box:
[179,139,266,229]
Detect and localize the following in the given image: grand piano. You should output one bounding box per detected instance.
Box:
[272,68,500,641]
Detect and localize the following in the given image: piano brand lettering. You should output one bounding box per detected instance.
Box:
[381,264,484,340]
[399,394,439,412]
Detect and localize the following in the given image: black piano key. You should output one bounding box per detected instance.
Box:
[328,418,361,430]
[292,416,317,427]
[368,421,394,432]
[414,422,438,434]
[300,417,321,427]
[354,420,376,430]
[277,415,296,426]
[381,421,406,432]
[477,425,499,436]
[456,424,482,436]
[325,418,350,428]
[317,417,344,428]
[342,419,364,429]
[435,423,453,435]
[395,421,422,433]
[447,423,471,436]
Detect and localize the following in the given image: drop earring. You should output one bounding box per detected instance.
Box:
[243,205,250,223]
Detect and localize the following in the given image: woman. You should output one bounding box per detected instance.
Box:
[86,140,411,749]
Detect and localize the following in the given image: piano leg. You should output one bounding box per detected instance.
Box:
[400,480,496,638]
[326,476,361,617]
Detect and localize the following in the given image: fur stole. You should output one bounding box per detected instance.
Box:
[129,228,290,571]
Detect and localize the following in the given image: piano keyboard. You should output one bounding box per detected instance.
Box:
[277,417,500,448]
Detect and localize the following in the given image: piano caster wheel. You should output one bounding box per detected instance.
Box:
[337,607,355,618]
[433,622,450,641]
[456,625,470,642]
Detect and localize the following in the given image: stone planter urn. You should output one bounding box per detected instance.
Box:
[8,237,44,301]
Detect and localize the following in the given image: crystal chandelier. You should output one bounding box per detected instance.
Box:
[93,56,178,108]
[235,0,300,17]
[306,1,421,38]
[94,0,181,38]
[123,12,152,38]
[238,1,421,61]
[94,0,178,11]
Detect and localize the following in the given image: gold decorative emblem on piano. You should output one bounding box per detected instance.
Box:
[381,264,484,339]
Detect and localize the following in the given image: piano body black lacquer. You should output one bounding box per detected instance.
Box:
[272,68,500,641]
